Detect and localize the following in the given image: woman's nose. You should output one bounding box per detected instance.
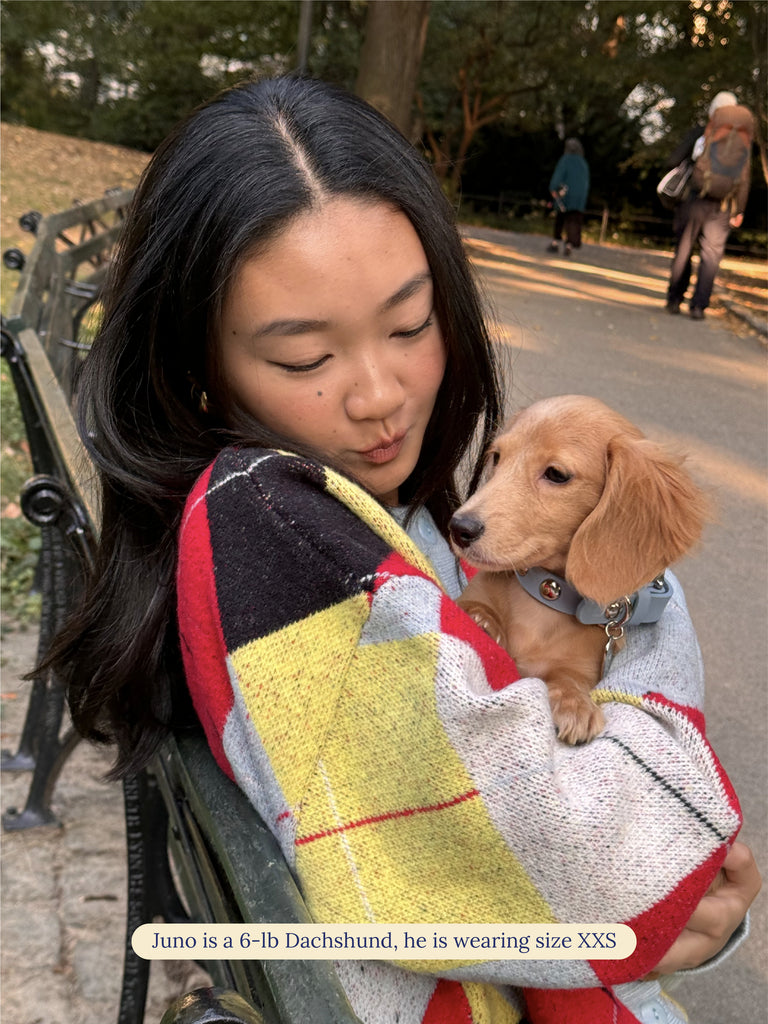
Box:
[344,355,405,421]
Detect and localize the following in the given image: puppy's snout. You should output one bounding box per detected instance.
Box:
[449,513,485,550]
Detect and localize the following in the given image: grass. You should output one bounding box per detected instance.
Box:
[0,123,149,625]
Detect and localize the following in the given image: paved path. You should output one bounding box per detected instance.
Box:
[0,629,211,1024]
[1,230,765,1023]
[464,227,767,1024]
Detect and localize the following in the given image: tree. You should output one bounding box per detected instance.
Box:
[746,2,768,183]
[1,0,139,133]
[303,1,366,88]
[1,0,301,148]
[354,0,430,138]
[595,1,767,185]
[417,1,585,197]
[2,0,763,230]
[415,0,764,220]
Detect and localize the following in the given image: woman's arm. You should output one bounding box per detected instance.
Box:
[178,448,746,992]
[646,840,759,977]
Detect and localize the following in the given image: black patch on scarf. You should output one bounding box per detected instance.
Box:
[205,448,392,651]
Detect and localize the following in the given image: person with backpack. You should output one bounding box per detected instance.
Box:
[665,90,754,320]
[546,138,590,256]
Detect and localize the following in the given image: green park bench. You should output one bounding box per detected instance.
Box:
[1,196,363,1024]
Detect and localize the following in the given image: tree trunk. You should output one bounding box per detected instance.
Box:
[355,0,430,138]
[748,1,768,185]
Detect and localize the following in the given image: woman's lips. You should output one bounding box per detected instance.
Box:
[358,433,406,464]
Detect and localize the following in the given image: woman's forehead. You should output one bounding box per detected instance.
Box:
[222,199,432,322]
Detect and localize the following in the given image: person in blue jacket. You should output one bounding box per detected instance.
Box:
[547,138,590,256]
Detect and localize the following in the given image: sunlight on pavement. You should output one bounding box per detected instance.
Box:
[467,236,669,291]
[647,427,768,506]
[468,237,669,311]
[616,341,768,388]
[473,257,666,309]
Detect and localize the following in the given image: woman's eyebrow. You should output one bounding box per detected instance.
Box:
[252,317,328,338]
[250,273,432,338]
[378,272,432,314]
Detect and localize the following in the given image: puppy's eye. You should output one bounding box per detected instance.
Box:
[483,449,500,473]
[544,466,572,484]
[479,448,500,484]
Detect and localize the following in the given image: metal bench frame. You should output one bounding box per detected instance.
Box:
[2,199,362,1024]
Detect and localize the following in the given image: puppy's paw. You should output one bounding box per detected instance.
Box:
[470,612,504,646]
[549,690,605,744]
[460,602,506,647]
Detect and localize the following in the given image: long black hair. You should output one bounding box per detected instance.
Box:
[47,76,504,776]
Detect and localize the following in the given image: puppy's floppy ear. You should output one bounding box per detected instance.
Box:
[566,435,709,605]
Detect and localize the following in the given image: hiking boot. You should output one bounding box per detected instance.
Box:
[665,300,681,315]
[564,243,572,256]
[547,241,559,253]
[690,307,705,320]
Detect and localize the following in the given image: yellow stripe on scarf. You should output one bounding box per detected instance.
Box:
[323,465,442,587]
[230,592,371,808]
[465,982,525,1024]
[592,689,645,708]
[295,634,555,929]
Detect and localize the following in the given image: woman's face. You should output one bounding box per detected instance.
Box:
[217,198,447,505]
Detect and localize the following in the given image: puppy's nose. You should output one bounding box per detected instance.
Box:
[449,513,485,550]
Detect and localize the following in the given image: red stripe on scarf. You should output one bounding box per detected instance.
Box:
[644,692,742,818]
[423,979,473,1023]
[296,789,480,846]
[177,464,236,779]
[592,844,729,987]
[524,985,640,1023]
[440,592,521,691]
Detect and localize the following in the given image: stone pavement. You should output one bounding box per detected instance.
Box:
[0,625,210,1024]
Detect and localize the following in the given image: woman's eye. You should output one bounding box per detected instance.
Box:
[543,466,572,484]
[272,355,331,373]
[393,314,433,339]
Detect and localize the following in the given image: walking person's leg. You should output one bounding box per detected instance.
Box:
[549,210,564,252]
[562,211,582,255]
[690,205,731,318]
[666,198,701,312]
[576,210,583,248]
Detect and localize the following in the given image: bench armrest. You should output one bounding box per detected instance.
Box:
[153,732,363,1024]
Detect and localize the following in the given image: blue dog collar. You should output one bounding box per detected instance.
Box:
[515,567,672,626]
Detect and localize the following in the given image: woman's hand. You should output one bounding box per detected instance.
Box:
[645,840,761,978]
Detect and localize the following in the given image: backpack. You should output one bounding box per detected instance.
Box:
[690,104,754,204]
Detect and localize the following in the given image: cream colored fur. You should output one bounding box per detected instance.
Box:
[451,395,708,743]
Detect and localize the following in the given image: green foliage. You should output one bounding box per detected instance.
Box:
[421,0,765,228]
[0,370,41,624]
[1,1,765,220]
[307,0,366,88]
[1,0,303,150]
[3,0,765,194]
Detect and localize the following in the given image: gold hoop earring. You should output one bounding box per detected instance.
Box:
[187,371,209,415]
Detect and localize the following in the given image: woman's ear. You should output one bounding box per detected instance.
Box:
[565,435,710,605]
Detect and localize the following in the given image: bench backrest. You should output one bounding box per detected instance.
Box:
[2,198,362,1024]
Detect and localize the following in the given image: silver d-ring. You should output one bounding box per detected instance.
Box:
[604,595,633,627]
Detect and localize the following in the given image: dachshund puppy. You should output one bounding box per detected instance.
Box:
[449,395,708,744]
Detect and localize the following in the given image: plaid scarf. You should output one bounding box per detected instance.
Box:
[177,447,742,1024]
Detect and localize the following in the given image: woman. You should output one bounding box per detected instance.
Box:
[49,76,758,1024]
